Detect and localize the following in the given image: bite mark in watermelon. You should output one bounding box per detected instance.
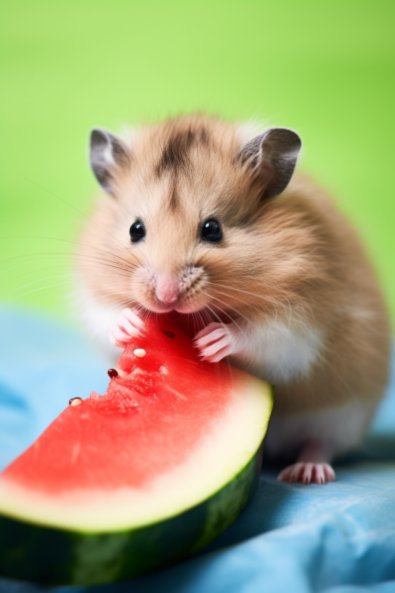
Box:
[0,314,272,585]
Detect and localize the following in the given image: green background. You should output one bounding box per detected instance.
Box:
[1,0,394,322]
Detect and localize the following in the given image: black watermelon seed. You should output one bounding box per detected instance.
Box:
[163,330,176,339]
[107,368,119,378]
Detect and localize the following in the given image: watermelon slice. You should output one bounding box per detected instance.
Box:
[0,314,272,586]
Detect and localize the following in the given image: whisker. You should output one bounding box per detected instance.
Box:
[15,173,91,218]
[212,281,279,304]
[207,290,266,323]
[16,281,71,299]
[17,272,73,291]
[1,251,136,281]
[203,298,244,331]
[211,283,292,318]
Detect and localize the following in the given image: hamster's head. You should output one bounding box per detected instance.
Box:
[80,114,301,321]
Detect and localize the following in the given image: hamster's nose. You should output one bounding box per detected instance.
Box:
[155,275,180,305]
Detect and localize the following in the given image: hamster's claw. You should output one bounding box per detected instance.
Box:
[194,322,236,363]
[277,462,336,485]
[109,308,145,348]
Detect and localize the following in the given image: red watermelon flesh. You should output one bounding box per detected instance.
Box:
[4,315,233,494]
[0,314,272,585]
[0,313,271,540]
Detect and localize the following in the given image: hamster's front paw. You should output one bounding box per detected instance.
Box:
[194,322,238,363]
[108,308,145,347]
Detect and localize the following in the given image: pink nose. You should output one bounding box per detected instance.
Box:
[155,275,180,305]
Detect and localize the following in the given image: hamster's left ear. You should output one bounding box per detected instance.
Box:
[89,129,130,194]
[239,128,301,198]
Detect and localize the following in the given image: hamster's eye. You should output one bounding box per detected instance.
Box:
[129,219,146,243]
[200,218,223,243]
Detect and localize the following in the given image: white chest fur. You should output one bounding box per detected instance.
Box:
[239,319,324,383]
[74,285,121,359]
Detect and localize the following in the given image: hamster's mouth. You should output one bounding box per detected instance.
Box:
[138,299,233,325]
[141,301,206,315]
[136,305,231,336]
[140,292,211,316]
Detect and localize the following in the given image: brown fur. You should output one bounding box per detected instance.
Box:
[77,114,391,426]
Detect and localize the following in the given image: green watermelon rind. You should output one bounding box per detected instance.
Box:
[0,445,263,586]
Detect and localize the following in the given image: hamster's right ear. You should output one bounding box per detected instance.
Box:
[89,129,131,194]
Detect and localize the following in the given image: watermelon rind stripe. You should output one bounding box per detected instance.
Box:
[0,446,262,586]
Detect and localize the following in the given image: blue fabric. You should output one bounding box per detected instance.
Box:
[0,306,394,593]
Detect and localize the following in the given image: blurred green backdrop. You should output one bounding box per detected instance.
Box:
[1,0,394,321]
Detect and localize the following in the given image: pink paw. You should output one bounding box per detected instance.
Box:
[194,322,236,363]
[277,462,335,485]
[108,308,145,348]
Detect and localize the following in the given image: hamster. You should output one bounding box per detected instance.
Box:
[76,113,391,484]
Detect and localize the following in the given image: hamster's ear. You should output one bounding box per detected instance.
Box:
[89,129,130,194]
[240,128,301,198]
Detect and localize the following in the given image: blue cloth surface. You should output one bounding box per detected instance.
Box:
[0,306,394,593]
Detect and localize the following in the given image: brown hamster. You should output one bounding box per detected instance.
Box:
[76,113,391,484]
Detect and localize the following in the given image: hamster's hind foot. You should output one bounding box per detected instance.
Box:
[277,439,336,484]
[277,461,335,484]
